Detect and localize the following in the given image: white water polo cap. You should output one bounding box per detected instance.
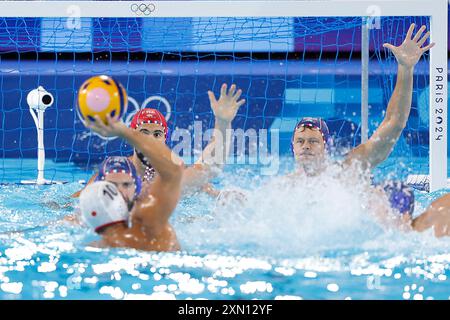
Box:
[79,181,130,233]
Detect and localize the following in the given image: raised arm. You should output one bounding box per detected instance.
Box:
[87,114,184,231]
[182,83,245,191]
[345,24,435,170]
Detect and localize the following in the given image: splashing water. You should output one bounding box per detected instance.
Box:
[176,160,383,255]
[1,158,450,299]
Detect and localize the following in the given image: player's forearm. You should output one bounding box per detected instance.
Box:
[211,119,231,165]
[120,128,183,182]
[196,119,231,167]
[183,120,230,191]
[356,66,414,168]
[385,65,414,126]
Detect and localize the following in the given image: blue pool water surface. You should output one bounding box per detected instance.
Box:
[0,157,449,300]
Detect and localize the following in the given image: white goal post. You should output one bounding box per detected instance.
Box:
[0,0,447,191]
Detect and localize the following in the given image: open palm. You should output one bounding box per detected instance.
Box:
[87,114,127,138]
[383,23,435,68]
[208,83,246,123]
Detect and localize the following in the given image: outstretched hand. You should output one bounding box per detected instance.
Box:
[383,23,435,68]
[208,83,246,123]
[86,114,128,138]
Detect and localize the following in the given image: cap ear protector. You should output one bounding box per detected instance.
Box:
[79,181,130,233]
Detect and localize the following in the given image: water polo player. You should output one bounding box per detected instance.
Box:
[95,156,142,211]
[368,180,450,238]
[79,111,184,251]
[79,180,179,251]
[73,82,245,198]
[291,24,434,177]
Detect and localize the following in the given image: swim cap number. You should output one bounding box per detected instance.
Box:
[103,184,119,201]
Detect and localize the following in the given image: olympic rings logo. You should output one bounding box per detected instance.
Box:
[130,3,156,16]
[80,95,172,142]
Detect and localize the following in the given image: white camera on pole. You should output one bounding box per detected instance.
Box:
[21,86,62,185]
[27,86,54,111]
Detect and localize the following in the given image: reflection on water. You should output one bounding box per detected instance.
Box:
[0,159,449,299]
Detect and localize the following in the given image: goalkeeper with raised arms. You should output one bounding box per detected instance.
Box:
[290,24,434,178]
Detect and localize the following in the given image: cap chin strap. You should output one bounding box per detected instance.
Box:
[127,199,135,212]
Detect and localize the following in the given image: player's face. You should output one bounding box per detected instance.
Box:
[292,127,325,164]
[136,123,166,142]
[104,172,136,206]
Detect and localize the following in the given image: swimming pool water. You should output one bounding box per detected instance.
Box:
[0,157,450,300]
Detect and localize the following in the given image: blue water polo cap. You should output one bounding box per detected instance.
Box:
[382,180,415,216]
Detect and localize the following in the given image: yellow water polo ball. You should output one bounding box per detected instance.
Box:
[77,75,128,125]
